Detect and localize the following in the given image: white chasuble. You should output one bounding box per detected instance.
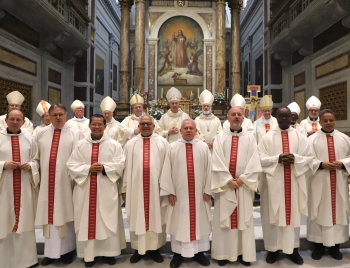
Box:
[105,118,120,141]
[253,116,278,144]
[0,114,34,135]
[67,133,126,261]
[300,117,321,136]
[195,114,222,143]
[158,109,190,143]
[66,117,90,137]
[307,130,350,246]
[211,129,261,262]
[123,134,168,254]
[257,127,313,253]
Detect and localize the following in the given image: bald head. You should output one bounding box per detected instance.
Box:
[276,106,291,130]
[5,110,25,133]
[227,107,244,131]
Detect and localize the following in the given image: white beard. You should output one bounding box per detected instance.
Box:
[202,110,212,115]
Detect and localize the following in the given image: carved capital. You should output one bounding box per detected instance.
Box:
[215,0,226,6]
[109,33,118,47]
[228,0,242,11]
[119,0,133,10]
[42,31,70,52]
[64,48,86,64]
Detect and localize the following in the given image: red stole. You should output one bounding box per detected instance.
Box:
[291,124,295,129]
[11,136,21,232]
[229,136,239,229]
[265,124,270,132]
[281,131,291,225]
[312,122,317,131]
[143,138,151,232]
[48,129,61,224]
[326,135,336,225]
[185,143,197,241]
[88,143,99,240]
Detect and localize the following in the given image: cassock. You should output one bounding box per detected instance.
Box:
[223,118,254,135]
[290,122,306,135]
[307,130,350,246]
[66,117,90,136]
[32,123,50,137]
[257,127,313,254]
[253,116,278,144]
[300,117,321,136]
[195,114,223,144]
[0,129,39,268]
[35,124,84,259]
[105,118,120,141]
[160,138,212,257]
[66,133,126,261]
[123,133,168,254]
[211,128,262,263]
[0,114,34,135]
[158,109,190,143]
[119,113,162,146]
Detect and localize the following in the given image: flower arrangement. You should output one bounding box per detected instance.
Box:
[212,91,226,106]
[193,105,202,117]
[148,106,165,120]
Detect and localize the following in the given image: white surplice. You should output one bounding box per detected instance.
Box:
[0,129,39,268]
[290,123,306,135]
[300,117,321,136]
[158,109,190,143]
[66,133,126,261]
[195,113,223,144]
[35,124,84,258]
[257,127,313,254]
[0,114,34,135]
[105,118,120,141]
[160,138,212,257]
[67,117,90,137]
[222,118,254,135]
[211,128,261,262]
[32,123,49,137]
[253,116,278,144]
[307,130,350,246]
[123,133,169,254]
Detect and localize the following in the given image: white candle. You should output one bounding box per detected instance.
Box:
[197,88,200,97]
[161,88,163,98]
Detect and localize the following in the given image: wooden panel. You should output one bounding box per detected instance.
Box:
[0,46,36,76]
[316,52,350,79]
[294,72,305,88]
[48,86,61,105]
[48,69,62,85]
[319,82,347,120]
[294,89,305,121]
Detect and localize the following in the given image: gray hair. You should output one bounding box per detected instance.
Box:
[181,119,196,128]
[319,109,335,118]
[140,114,154,123]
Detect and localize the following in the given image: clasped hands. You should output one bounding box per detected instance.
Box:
[278,153,295,165]
[227,177,243,189]
[168,127,179,135]
[322,161,342,170]
[4,161,31,171]
[89,162,104,173]
[168,193,211,207]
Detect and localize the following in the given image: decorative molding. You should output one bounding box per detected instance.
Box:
[188,1,212,7]
[198,13,213,33]
[101,0,122,26]
[148,45,155,100]
[149,12,164,33]
[315,52,350,79]
[206,46,212,91]
[149,0,174,6]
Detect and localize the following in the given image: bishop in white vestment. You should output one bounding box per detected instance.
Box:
[67,114,126,266]
[0,110,40,268]
[287,102,305,135]
[307,109,350,260]
[35,104,84,266]
[211,107,262,266]
[300,96,321,137]
[32,100,51,137]
[258,107,313,265]
[66,100,90,136]
[100,96,120,141]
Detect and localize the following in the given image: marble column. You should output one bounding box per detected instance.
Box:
[215,0,226,93]
[119,0,133,106]
[134,0,146,93]
[229,0,242,96]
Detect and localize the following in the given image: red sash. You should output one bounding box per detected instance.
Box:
[143,139,151,232]
[229,136,239,229]
[185,143,197,241]
[312,123,317,131]
[326,135,336,225]
[265,124,270,132]
[88,143,99,240]
[48,129,61,224]
[11,136,21,232]
[281,131,291,225]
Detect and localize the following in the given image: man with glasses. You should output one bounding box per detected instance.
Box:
[33,100,51,136]
[253,95,277,144]
[35,104,84,266]
[122,115,169,264]
[307,109,350,261]
[300,96,321,137]
[258,106,313,265]
[0,91,34,135]
[67,100,90,137]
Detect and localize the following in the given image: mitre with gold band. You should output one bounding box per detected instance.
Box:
[199,89,214,105]
[287,101,301,115]
[166,87,182,103]
[230,93,246,109]
[36,100,51,117]
[305,96,321,110]
[130,93,144,107]
[70,100,85,111]
[259,95,273,110]
[100,96,116,112]
[6,91,25,105]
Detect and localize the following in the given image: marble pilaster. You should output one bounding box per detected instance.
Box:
[134,0,146,93]
[215,0,226,92]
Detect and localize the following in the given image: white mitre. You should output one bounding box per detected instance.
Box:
[305,96,321,110]
[7,91,25,105]
[71,100,84,111]
[100,96,116,112]
[230,93,246,109]
[36,100,51,117]
[287,101,301,115]
[130,93,144,106]
[260,95,273,109]
[199,89,214,105]
[166,87,182,102]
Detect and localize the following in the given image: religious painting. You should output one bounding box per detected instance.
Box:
[157,16,204,86]
[95,54,104,95]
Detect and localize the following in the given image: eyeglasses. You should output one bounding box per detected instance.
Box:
[139,122,153,126]
[276,114,291,118]
[309,110,318,113]
[261,110,272,113]
[50,113,66,117]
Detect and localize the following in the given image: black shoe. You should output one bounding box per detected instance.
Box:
[170,253,183,268]
[84,260,95,267]
[329,244,342,260]
[148,250,164,263]
[193,252,210,266]
[61,250,75,264]
[266,251,279,264]
[218,259,228,266]
[104,256,116,265]
[41,257,55,266]
[28,263,39,268]
[238,255,250,266]
[288,248,303,265]
[130,250,143,263]
[311,243,325,260]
